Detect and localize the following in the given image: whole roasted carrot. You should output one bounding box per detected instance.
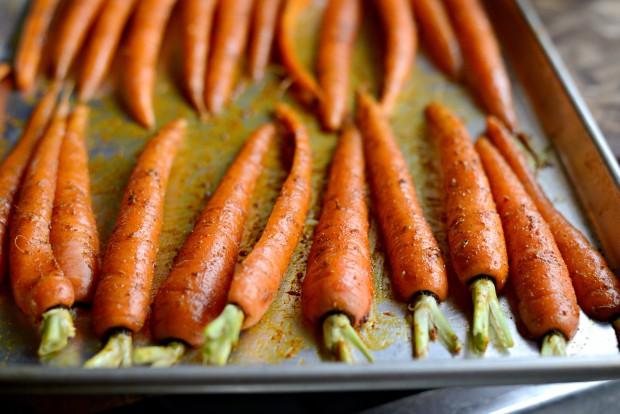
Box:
[50,104,100,304]
[122,0,178,128]
[444,0,517,131]
[477,137,579,356]
[248,0,282,82]
[317,0,361,132]
[302,125,374,363]
[78,0,138,101]
[357,92,461,358]
[202,104,312,365]
[85,119,186,368]
[134,123,275,367]
[204,0,254,114]
[425,103,511,353]
[13,0,61,90]
[411,0,462,79]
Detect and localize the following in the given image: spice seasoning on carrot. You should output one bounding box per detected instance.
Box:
[248,0,282,82]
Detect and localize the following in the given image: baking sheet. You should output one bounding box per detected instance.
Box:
[1,0,620,392]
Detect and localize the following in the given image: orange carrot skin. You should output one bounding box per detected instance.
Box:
[411,0,462,79]
[228,104,312,329]
[248,0,282,81]
[123,0,177,128]
[50,104,100,304]
[425,103,508,290]
[14,0,61,90]
[444,0,517,130]
[357,92,448,303]
[92,119,186,338]
[0,85,58,281]
[151,123,275,347]
[302,126,373,327]
[9,110,75,321]
[486,117,620,321]
[205,0,254,114]
[317,0,361,132]
[78,0,138,101]
[477,137,579,340]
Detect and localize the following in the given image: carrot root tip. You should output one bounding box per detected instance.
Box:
[410,295,462,358]
[323,314,374,364]
[470,278,514,353]
[541,332,567,357]
[84,331,133,368]
[38,308,76,357]
[133,341,186,367]
[202,304,244,366]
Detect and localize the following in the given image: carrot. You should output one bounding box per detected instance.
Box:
[486,117,620,326]
[425,102,511,353]
[356,92,460,358]
[13,0,61,90]
[85,119,186,368]
[302,125,374,363]
[50,104,100,304]
[51,0,107,81]
[375,0,416,114]
[204,0,254,114]
[202,104,312,365]
[78,0,138,101]
[411,0,462,79]
[248,0,282,82]
[317,0,361,132]
[122,0,178,128]
[444,0,517,131]
[133,123,275,367]
[476,137,579,356]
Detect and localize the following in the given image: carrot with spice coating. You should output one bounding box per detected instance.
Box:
[356,92,461,358]
[302,125,374,363]
[248,0,282,82]
[425,103,511,353]
[202,104,312,365]
[476,137,579,356]
[85,119,186,368]
[133,123,275,367]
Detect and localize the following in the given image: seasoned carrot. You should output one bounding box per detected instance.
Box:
[444,0,517,131]
[205,0,254,114]
[425,102,511,352]
[477,137,579,355]
[411,0,462,79]
[78,0,138,101]
[302,125,374,363]
[13,0,61,90]
[202,104,312,365]
[357,92,460,357]
[317,0,361,132]
[50,104,99,304]
[86,119,186,368]
[122,0,178,128]
[51,0,106,81]
[248,0,282,82]
[375,0,416,114]
[486,117,620,324]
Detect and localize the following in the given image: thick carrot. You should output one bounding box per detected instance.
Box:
[86,119,186,368]
[476,137,579,355]
[248,0,282,82]
[486,117,620,323]
[411,0,462,79]
[444,0,517,131]
[425,102,511,352]
[13,0,61,90]
[78,0,138,101]
[51,0,106,81]
[204,0,254,114]
[122,0,178,128]
[356,92,460,357]
[50,104,100,304]
[317,0,361,132]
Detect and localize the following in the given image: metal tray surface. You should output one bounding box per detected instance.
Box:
[1,0,620,393]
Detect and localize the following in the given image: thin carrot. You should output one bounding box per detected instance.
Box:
[13,0,61,90]
[202,104,312,365]
[248,0,282,82]
[85,119,186,368]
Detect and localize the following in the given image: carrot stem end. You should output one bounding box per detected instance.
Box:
[38,308,76,357]
[410,294,462,358]
[470,278,514,353]
[541,332,567,357]
[323,313,374,363]
[202,304,244,366]
[133,341,186,367]
[84,331,133,368]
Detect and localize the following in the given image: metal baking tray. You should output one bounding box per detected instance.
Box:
[1,0,620,393]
